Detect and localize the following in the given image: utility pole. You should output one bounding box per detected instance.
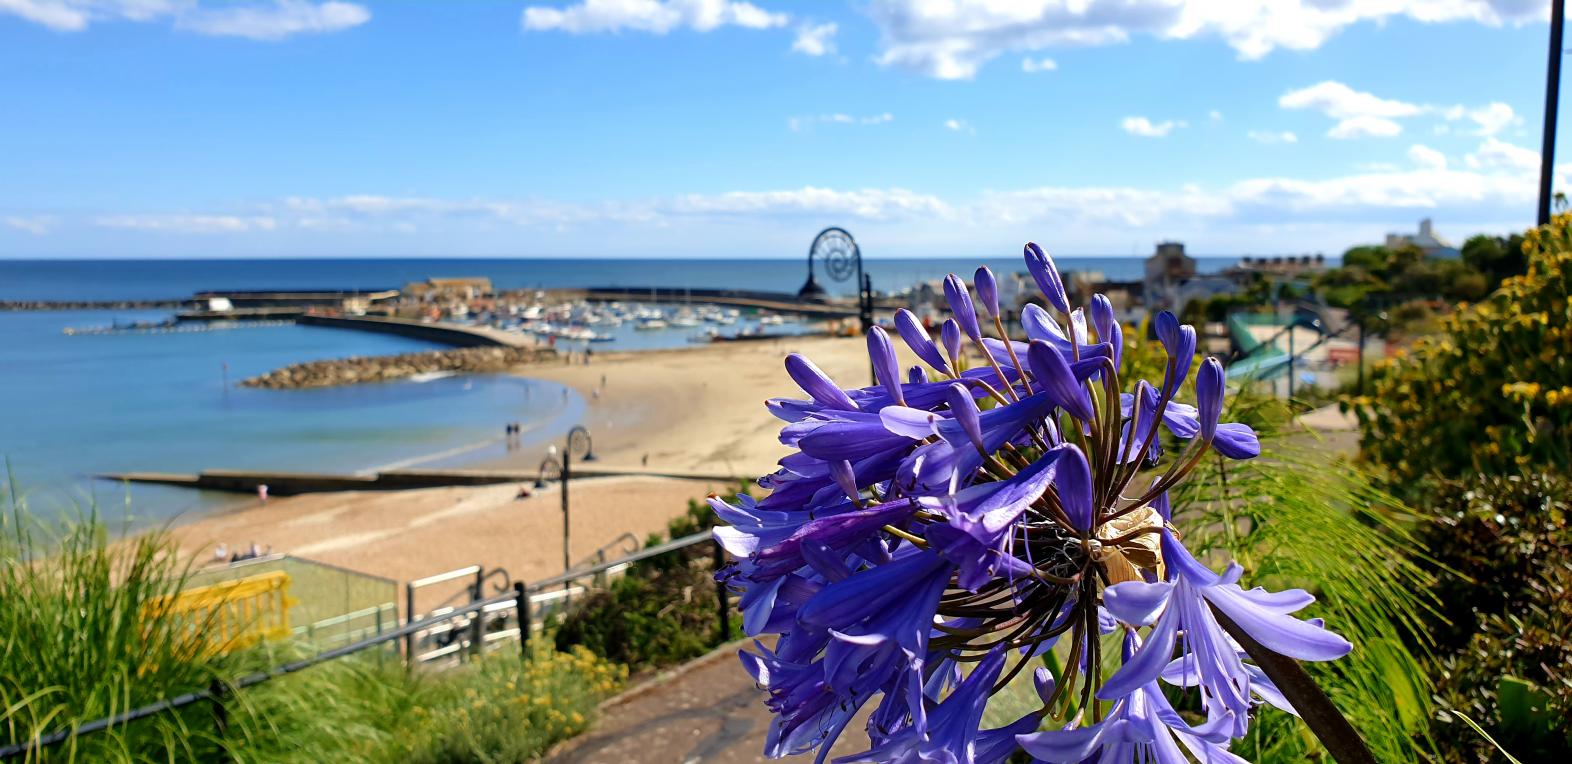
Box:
[1540,0,1566,226]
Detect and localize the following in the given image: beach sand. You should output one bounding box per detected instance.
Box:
[172,335,912,605]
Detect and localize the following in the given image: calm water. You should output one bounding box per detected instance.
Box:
[0,256,1243,302]
[0,256,1243,520]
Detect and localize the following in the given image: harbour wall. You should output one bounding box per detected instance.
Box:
[99,467,754,495]
[297,314,533,348]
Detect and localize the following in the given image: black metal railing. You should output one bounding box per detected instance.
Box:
[0,530,728,760]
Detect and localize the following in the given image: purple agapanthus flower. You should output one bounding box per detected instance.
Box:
[715,241,1351,763]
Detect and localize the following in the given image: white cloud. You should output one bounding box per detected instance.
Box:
[943,118,974,134]
[1466,137,1539,171]
[1121,116,1184,137]
[1247,130,1297,144]
[1280,80,1424,138]
[1020,56,1056,73]
[1408,144,1448,170]
[0,0,369,38]
[1209,110,1223,122]
[1279,81,1423,120]
[177,1,368,40]
[3,215,55,235]
[1328,115,1404,139]
[862,1,1544,80]
[522,0,786,34]
[791,21,836,55]
[1446,101,1519,136]
[788,112,893,131]
[94,214,278,233]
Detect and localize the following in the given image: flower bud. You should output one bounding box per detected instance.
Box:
[1027,340,1095,422]
[785,353,857,410]
[941,319,963,369]
[1024,241,1070,314]
[867,326,905,406]
[945,383,985,451]
[829,459,860,503]
[1197,356,1224,441]
[894,308,949,373]
[944,274,982,342]
[908,365,927,385]
[974,266,1000,318]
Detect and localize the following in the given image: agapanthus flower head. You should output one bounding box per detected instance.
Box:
[717,242,1351,763]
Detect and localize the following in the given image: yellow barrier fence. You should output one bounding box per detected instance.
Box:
[147,570,295,655]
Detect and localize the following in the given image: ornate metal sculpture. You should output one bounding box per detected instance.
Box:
[798,227,873,335]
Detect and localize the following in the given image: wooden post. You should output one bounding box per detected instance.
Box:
[404,583,416,668]
[469,569,485,660]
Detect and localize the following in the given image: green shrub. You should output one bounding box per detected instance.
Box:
[553,486,747,672]
[1354,215,1572,488]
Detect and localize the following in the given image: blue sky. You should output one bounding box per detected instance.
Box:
[0,0,1561,258]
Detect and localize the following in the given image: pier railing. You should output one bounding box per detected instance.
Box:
[0,530,727,760]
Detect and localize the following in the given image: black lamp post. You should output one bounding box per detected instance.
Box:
[535,426,595,578]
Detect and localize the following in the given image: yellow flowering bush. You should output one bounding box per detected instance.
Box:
[1355,214,1572,485]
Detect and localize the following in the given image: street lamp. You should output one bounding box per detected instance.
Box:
[535,426,595,579]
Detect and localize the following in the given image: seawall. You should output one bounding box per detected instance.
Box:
[297,314,534,348]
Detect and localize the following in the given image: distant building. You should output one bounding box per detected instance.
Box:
[1385,218,1460,259]
[403,277,494,301]
[1143,241,1235,314]
[1234,253,1327,278]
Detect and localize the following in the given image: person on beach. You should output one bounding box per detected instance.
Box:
[257,484,268,505]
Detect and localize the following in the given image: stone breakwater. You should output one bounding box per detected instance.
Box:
[240,346,558,389]
[2,299,187,311]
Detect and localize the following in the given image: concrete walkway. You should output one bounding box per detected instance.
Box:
[546,642,867,764]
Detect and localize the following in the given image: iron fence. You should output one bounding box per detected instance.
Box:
[0,531,727,760]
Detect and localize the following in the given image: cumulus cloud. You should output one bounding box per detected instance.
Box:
[522,0,786,34]
[1328,115,1403,139]
[1444,101,1519,136]
[0,0,369,38]
[862,0,1544,80]
[1280,80,1421,138]
[788,112,893,131]
[791,21,836,55]
[943,118,974,133]
[1247,130,1297,144]
[1121,116,1184,137]
[1408,144,1448,170]
[1020,56,1056,73]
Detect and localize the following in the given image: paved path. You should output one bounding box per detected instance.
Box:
[546,642,868,764]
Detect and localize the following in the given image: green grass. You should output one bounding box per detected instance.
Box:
[0,485,624,763]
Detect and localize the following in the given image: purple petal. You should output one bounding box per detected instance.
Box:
[1103,581,1174,626]
[1203,584,1352,662]
[1213,422,1260,459]
[879,405,943,439]
[945,382,984,449]
[941,319,963,368]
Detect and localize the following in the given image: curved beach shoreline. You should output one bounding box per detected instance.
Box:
[171,335,914,590]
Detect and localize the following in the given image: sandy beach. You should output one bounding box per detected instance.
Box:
[172,335,911,605]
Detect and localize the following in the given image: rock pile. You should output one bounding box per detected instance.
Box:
[240,346,557,389]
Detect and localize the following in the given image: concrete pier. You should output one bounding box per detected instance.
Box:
[296,314,535,348]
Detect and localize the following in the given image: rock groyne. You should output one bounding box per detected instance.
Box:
[240,346,557,389]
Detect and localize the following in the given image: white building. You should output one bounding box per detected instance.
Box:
[1385,218,1460,259]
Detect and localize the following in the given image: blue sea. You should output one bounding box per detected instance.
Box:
[0,256,1239,521]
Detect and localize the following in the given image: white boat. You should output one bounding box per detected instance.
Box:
[635,319,669,331]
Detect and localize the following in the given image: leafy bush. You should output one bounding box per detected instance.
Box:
[1413,474,1572,762]
[1354,215,1572,487]
[553,487,747,672]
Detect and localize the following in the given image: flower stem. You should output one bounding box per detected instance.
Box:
[1209,604,1376,764]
